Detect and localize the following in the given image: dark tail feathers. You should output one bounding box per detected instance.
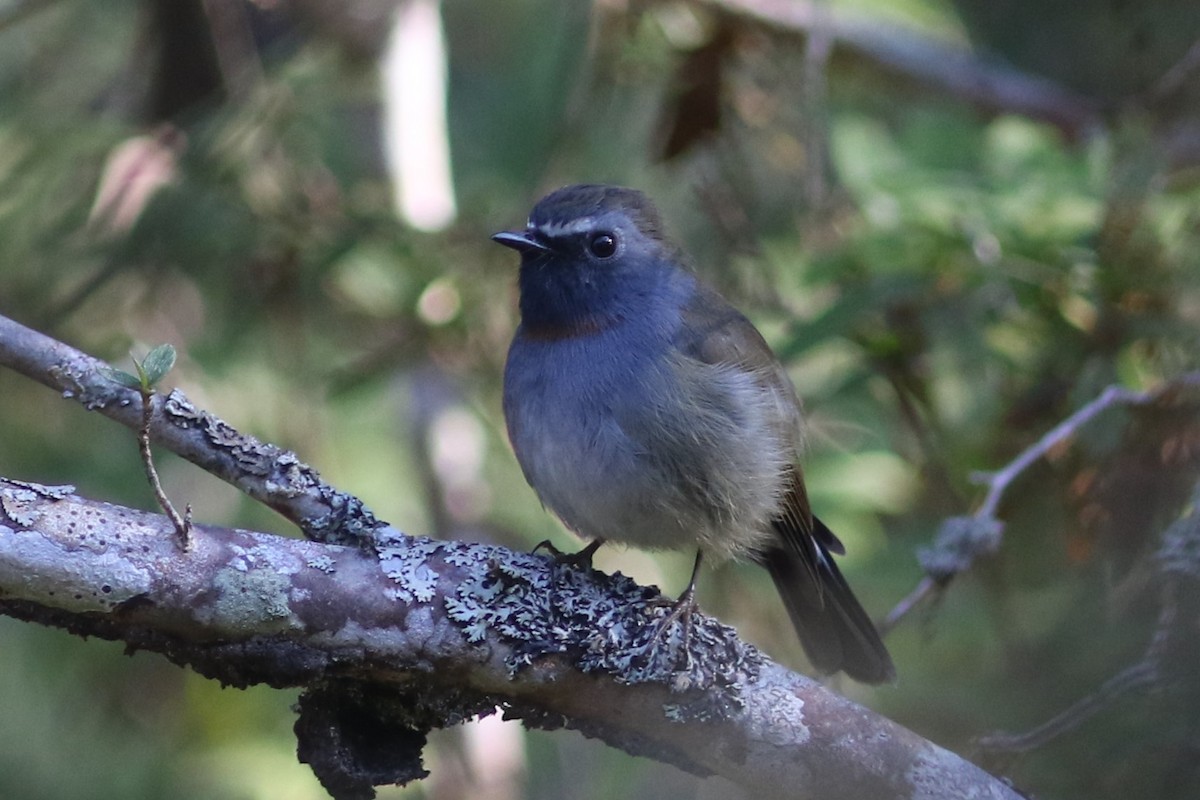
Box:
[761,520,895,684]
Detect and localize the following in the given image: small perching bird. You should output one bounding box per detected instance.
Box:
[493,184,895,684]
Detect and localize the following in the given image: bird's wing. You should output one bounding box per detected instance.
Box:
[677,282,894,683]
[674,282,844,556]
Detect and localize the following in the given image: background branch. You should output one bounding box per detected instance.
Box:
[701,0,1101,136]
[978,479,1200,757]
[885,372,1200,631]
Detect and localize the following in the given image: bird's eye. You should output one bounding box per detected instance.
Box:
[588,232,618,259]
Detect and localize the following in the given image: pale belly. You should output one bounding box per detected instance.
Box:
[504,332,791,561]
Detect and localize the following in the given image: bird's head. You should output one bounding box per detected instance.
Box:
[492,184,687,334]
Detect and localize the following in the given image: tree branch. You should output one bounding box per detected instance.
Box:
[0,479,1021,799]
[0,313,1022,798]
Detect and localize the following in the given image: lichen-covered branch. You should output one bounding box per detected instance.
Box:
[0,313,380,546]
[0,315,1020,797]
[0,478,1021,800]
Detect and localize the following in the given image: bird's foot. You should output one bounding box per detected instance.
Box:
[642,550,704,669]
[647,585,698,667]
[532,538,604,570]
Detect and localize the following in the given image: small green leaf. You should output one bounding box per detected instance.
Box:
[141,344,177,386]
[99,366,143,390]
[133,358,149,388]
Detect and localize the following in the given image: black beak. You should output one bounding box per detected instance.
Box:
[491,229,551,254]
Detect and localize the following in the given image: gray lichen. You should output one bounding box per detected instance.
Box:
[377,533,443,604]
[159,390,384,548]
[305,552,338,573]
[918,515,1004,582]
[435,539,764,721]
[369,521,763,721]
[305,488,383,547]
[0,480,76,526]
[51,359,114,410]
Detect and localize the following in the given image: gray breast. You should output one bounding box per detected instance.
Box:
[504,333,792,560]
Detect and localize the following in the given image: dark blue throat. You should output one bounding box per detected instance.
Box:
[517,256,678,341]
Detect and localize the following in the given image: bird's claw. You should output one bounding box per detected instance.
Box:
[647,587,698,668]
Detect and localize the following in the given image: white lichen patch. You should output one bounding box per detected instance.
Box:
[228,542,304,577]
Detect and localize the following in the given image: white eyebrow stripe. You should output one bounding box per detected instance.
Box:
[533,217,597,237]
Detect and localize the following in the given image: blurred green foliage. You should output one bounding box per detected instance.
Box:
[1,1,1199,799]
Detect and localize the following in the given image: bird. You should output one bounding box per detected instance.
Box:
[492,183,895,684]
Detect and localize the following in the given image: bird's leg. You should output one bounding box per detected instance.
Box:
[533,537,605,570]
[650,550,704,653]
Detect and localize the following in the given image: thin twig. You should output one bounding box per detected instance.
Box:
[138,389,191,549]
[887,371,1200,629]
[880,576,935,634]
[975,480,1199,755]
[980,373,1200,507]
[1151,37,1200,102]
[975,659,1160,754]
[970,383,1170,520]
